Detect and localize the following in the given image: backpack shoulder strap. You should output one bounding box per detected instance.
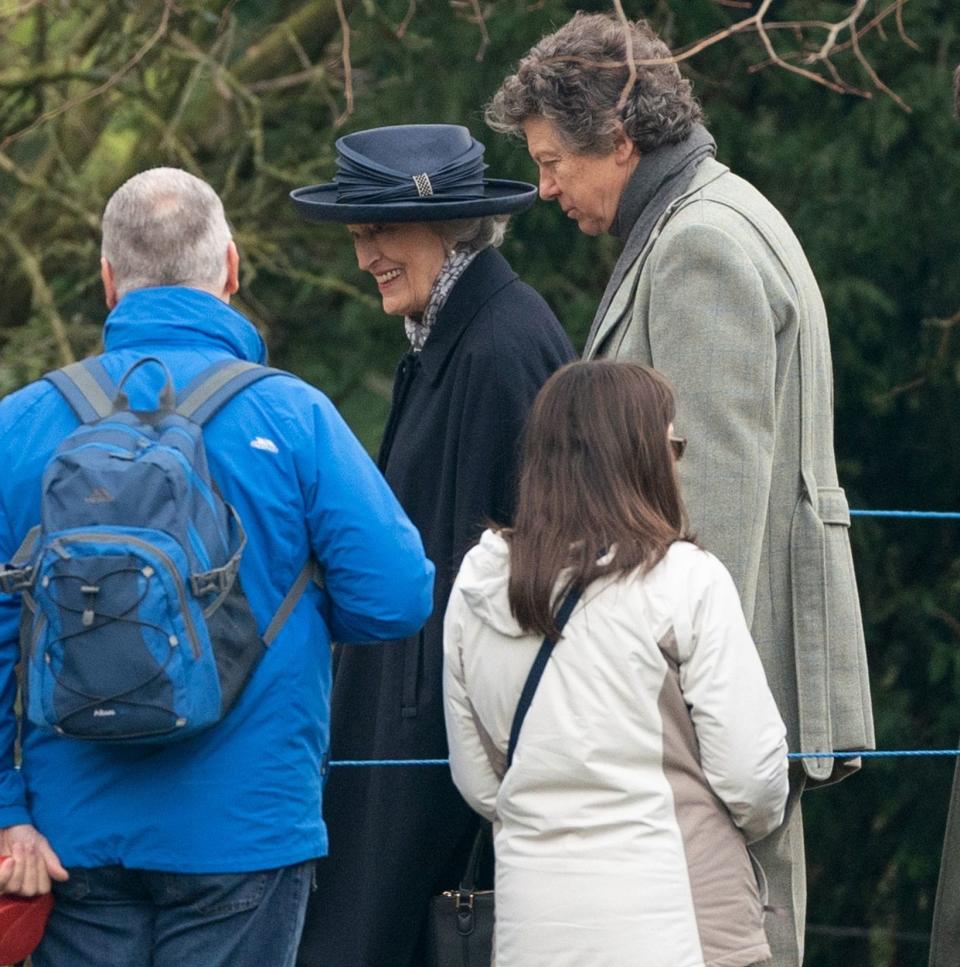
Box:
[176,359,319,643]
[44,358,116,424]
[175,359,288,426]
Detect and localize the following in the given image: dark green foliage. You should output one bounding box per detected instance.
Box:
[2,2,959,963]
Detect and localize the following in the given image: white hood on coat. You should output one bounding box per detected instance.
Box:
[457,529,529,638]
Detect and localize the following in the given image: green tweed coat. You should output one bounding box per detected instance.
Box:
[585,157,874,784]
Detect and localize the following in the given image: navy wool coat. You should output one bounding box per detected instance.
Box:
[298,247,575,967]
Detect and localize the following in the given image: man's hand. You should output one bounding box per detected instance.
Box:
[0,824,68,896]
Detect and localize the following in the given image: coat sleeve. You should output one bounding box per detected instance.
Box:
[677,552,789,843]
[0,400,36,829]
[442,572,501,822]
[0,525,31,828]
[646,217,780,626]
[299,391,435,643]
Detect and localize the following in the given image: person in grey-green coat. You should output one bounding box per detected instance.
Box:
[487,12,875,966]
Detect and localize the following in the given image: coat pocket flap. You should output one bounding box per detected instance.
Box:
[817,486,851,526]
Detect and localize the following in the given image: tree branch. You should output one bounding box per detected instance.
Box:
[4,231,75,366]
[333,0,354,126]
[1,0,175,150]
[612,0,637,112]
[449,0,491,62]
[0,150,100,231]
[0,64,105,92]
[551,0,916,110]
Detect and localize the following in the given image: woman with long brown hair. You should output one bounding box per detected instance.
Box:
[443,360,789,967]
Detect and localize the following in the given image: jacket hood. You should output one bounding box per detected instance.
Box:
[103,287,268,363]
[458,529,527,638]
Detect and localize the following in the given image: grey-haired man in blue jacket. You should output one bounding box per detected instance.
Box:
[0,167,434,967]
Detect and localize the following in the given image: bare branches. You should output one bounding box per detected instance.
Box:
[895,2,920,51]
[450,0,491,62]
[333,0,354,127]
[538,0,914,110]
[1,0,175,150]
[0,0,933,388]
[395,0,417,40]
[875,310,960,404]
[810,0,870,62]
[0,151,100,231]
[666,0,916,109]
[247,66,327,95]
[611,0,636,113]
[0,0,917,165]
[0,64,106,92]
[750,0,855,97]
[4,231,76,367]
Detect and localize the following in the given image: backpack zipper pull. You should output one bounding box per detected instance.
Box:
[51,540,71,561]
[80,584,100,627]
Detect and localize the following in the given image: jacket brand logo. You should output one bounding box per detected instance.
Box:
[92,708,116,717]
[250,436,279,454]
[85,487,114,504]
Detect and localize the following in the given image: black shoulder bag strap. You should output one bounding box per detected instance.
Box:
[449,585,583,911]
[506,585,583,770]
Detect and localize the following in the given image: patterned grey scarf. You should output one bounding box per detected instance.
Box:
[405,247,478,352]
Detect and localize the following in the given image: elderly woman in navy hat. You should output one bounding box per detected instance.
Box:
[291,125,573,967]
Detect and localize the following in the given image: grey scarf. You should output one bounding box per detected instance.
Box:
[585,123,716,349]
[405,247,478,352]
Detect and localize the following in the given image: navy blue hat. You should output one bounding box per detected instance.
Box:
[290,124,537,223]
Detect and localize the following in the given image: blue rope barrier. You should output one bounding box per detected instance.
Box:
[850,509,960,520]
[331,758,451,767]
[326,510,960,772]
[330,750,960,767]
[789,749,960,759]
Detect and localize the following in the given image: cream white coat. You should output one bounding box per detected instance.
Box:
[443,530,789,967]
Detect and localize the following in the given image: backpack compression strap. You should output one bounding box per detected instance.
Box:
[44,359,116,423]
[263,557,324,647]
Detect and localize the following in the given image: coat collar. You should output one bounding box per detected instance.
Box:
[609,123,716,243]
[585,158,730,358]
[103,286,268,363]
[417,247,517,385]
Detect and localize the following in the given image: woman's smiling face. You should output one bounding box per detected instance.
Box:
[347,222,447,318]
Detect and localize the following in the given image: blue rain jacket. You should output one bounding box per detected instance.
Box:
[0,287,434,872]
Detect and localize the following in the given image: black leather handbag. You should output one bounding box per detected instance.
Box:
[426,824,494,967]
[426,586,582,967]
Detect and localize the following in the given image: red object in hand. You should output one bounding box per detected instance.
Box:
[0,857,55,963]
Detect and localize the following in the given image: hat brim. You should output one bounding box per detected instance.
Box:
[290,179,538,224]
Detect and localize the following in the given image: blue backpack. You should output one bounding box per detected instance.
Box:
[1,356,316,744]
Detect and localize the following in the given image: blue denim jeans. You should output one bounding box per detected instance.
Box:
[32,861,314,967]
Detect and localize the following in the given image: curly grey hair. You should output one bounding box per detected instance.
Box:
[485,12,703,155]
[432,214,509,253]
[102,167,232,299]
